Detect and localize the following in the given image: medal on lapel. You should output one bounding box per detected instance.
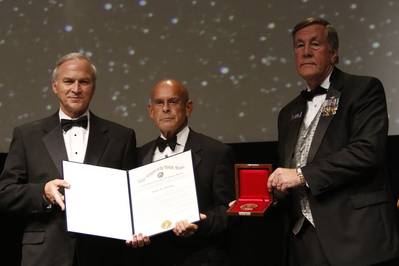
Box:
[322,96,339,117]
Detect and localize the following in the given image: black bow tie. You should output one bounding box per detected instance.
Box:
[61,116,88,132]
[156,136,178,152]
[301,86,328,101]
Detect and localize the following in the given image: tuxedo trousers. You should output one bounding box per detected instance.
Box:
[288,219,330,266]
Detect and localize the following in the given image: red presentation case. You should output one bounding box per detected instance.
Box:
[227,164,273,216]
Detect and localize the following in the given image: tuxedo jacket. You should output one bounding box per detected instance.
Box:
[137,129,235,265]
[0,112,137,266]
[278,68,399,266]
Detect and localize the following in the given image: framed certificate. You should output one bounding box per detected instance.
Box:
[227,164,273,216]
[63,150,200,240]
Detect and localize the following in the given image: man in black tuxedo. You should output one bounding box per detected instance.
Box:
[0,53,137,266]
[126,79,235,266]
[268,17,399,266]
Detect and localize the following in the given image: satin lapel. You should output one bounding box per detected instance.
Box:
[42,114,68,177]
[184,130,202,169]
[307,87,341,163]
[283,101,306,167]
[141,142,157,165]
[84,114,109,165]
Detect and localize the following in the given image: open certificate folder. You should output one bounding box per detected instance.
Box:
[63,150,200,240]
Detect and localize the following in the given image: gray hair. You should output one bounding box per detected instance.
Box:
[51,52,97,84]
[292,17,339,64]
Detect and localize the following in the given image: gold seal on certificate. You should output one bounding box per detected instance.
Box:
[240,203,258,211]
[161,220,172,229]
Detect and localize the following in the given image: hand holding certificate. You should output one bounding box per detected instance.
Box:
[63,150,200,240]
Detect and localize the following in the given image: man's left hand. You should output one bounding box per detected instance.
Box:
[126,233,151,248]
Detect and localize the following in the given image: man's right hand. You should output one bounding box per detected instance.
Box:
[44,179,70,210]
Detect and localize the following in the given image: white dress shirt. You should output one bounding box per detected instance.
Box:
[59,110,90,163]
[303,72,332,128]
[152,126,190,162]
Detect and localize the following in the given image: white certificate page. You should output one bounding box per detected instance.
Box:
[129,150,200,236]
[63,161,133,240]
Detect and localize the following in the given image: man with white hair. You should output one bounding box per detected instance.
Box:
[0,52,137,266]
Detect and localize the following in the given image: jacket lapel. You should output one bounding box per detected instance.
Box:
[42,113,68,177]
[84,113,109,165]
[141,142,157,165]
[184,130,202,169]
[307,68,343,163]
[283,100,306,167]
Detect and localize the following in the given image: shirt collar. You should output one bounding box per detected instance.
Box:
[59,109,90,121]
[160,125,190,147]
[306,70,332,91]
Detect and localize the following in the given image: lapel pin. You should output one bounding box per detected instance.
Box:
[291,112,303,120]
[321,96,339,117]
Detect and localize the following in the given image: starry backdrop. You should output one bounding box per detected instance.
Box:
[0,0,398,152]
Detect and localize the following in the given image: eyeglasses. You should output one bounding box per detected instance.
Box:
[151,97,183,107]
